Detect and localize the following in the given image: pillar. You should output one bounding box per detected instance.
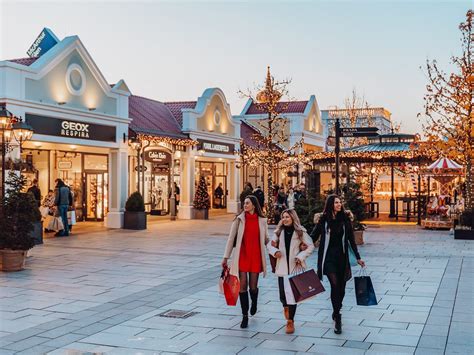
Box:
[227,161,239,214]
[178,153,196,219]
[106,147,128,228]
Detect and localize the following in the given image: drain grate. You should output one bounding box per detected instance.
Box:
[158,309,199,319]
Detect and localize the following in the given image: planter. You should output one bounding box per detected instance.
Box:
[30,221,43,245]
[194,209,209,220]
[454,229,474,240]
[354,230,364,245]
[0,249,27,272]
[123,211,147,230]
[150,209,166,216]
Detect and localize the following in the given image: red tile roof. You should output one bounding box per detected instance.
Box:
[164,101,196,126]
[241,121,264,148]
[129,95,188,138]
[7,57,38,66]
[245,100,308,115]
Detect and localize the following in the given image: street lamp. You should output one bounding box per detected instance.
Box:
[370,167,376,203]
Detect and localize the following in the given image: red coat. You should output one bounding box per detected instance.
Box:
[239,212,263,273]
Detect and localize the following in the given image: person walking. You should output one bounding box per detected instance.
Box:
[214,183,224,208]
[253,186,265,211]
[239,182,254,210]
[274,187,288,224]
[310,194,365,334]
[27,179,41,207]
[267,209,314,334]
[54,179,72,237]
[287,187,296,209]
[222,195,268,329]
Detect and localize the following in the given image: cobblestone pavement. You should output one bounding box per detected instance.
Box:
[0,216,473,355]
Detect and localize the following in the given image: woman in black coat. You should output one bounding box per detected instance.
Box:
[310,194,366,334]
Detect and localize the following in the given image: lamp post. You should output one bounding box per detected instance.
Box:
[129,137,142,193]
[0,106,33,200]
[370,166,376,203]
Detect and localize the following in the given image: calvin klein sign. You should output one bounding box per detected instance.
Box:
[144,149,171,164]
[25,114,116,142]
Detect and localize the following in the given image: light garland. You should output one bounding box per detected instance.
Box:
[136,133,198,147]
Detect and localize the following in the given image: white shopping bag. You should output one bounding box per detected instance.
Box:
[283,275,297,305]
[67,210,76,225]
[39,206,49,218]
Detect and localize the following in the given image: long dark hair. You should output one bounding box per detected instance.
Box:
[322,194,346,220]
[244,195,265,218]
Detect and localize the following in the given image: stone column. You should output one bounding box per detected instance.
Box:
[178,152,196,219]
[227,161,240,213]
[106,147,128,228]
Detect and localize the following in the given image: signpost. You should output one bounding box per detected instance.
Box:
[334,118,379,193]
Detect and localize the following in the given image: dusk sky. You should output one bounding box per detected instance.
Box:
[1,1,471,133]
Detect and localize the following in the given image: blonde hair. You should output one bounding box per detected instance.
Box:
[275,209,306,241]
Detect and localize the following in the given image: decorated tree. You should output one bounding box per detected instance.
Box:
[418,10,474,210]
[239,67,303,223]
[193,176,210,210]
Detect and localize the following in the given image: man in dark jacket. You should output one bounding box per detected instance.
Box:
[253,186,265,210]
[54,179,72,237]
[27,179,41,207]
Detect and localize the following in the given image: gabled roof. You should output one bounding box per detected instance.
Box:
[245,100,308,115]
[7,57,39,66]
[164,101,196,126]
[241,121,263,148]
[129,95,188,139]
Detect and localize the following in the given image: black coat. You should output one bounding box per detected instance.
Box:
[310,212,361,282]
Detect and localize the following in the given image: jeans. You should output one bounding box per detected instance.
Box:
[58,205,69,236]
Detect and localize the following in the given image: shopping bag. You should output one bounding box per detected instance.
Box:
[289,267,325,303]
[47,216,64,232]
[218,266,226,295]
[39,206,49,218]
[222,266,240,306]
[354,268,378,306]
[348,244,358,267]
[67,210,77,225]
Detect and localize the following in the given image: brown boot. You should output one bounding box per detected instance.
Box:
[285,320,295,334]
[283,307,289,320]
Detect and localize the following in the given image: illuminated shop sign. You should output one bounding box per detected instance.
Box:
[144,149,171,164]
[25,114,116,142]
[198,139,234,155]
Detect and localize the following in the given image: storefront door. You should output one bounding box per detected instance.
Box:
[85,171,108,221]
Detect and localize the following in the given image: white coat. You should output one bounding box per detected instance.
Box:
[223,212,269,280]
[267,228,314,277]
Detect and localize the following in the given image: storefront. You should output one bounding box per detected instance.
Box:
[1,33,131,228]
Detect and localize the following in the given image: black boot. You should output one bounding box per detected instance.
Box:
[334,313,342,334]
[239,292,249,328]
[249,288,259,316]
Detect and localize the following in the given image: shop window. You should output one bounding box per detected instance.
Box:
[84,154,108,170]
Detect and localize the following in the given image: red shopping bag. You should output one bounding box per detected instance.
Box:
[221,265,240,306]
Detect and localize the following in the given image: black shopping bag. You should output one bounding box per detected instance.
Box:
[289,268,325,303]
[354,268,377,306]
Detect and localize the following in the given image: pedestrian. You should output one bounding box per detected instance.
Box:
[267,209,314,334]
[222,195,268,329]
[214,183,224,208]
[239,182,254,209]
[253,186,265,211]
[54,179,73,237]
[287,187,296,209]
[310,194,366,334]
[27,179,41,207]
[274,187,287,224]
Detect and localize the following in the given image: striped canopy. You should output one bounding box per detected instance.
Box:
[427,157,462,170]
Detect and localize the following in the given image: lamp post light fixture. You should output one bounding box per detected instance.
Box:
[0,106,34,200]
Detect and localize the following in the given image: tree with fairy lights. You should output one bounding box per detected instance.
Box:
[193,176,210,210]
[239,67,303,223]
[418,10,474,210]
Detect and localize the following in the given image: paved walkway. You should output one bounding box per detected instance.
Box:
[0,216,473,354]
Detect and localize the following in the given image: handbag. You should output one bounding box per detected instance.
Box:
[221,265,240,306]
[354,268,378,306]
[47,216,64,232]
[288,266,325,303]
[67,210,77,225]
[348,243,358,267]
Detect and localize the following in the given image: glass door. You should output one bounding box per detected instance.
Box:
[85,171,107,221]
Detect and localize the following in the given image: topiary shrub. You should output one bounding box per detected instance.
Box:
[0,171,37,250]
[294,190,325,232]
[125,191,145,212]
[342,182,366,230]
[194,176,211,210]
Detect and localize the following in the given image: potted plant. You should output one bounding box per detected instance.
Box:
[454,209,474,240]
[0,171,37,271]
[29,196,43,245]
[193,176,210,219]
[343,183,367,245]
[123,191,147,230]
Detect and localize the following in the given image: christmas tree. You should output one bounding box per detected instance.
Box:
[193,176,211,210]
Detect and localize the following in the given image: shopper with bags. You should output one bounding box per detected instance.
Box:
[267,209,314,334]
[54,179,73,237]
[310,194,366,334]
[222,195,268,329]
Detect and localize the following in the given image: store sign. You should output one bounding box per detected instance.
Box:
[27,28,59,58]
[25,114,116,142]
[144,150,171,164]
[58,160,72,170]
[198,139,234,155]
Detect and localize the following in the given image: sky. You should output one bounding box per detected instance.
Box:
[0,0,471,133]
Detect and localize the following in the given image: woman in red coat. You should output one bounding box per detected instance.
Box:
[222,195,268,328]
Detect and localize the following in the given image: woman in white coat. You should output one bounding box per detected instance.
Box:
[222,195,269,328]
[267,209,314,334]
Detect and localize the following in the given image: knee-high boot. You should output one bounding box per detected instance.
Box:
[249,288,259,316]
[239,292,249,328]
